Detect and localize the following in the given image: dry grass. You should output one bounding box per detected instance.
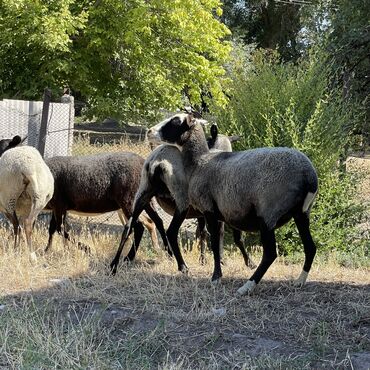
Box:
[347,154,370,203]
[72,135,152,158]
[0,224,369,369]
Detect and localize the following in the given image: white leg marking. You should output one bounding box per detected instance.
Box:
[237,280,256,295]
[294,270,308,286]
[302,191,317,213]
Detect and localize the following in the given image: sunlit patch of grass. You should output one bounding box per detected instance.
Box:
[72,135,152,158]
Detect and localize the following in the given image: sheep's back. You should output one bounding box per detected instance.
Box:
[46,152,144,213]
[190,147,318,230]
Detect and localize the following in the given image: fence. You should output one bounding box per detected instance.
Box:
[0,95,74,158]
[0,94,196,242]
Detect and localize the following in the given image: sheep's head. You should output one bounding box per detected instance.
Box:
[0,135,23,157]
[147,112,207,149]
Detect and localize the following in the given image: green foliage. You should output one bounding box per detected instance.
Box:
[221,0,303,61]
[214,48,366,255]
[300,0,369,146]
[0,0,231,123]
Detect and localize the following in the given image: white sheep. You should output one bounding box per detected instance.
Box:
[0,136,54,259]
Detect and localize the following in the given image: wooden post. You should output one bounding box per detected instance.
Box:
[61,88,75,156]
[38,88,52,157]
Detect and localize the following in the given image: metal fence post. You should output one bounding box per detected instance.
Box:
[38,88,52,157]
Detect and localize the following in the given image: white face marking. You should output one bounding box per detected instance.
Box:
[294,270,308,286]
[237,280,256,295]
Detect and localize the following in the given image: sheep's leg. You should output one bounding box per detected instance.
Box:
[124,221,144,262]
[237,223,277,295]
[219,221,225,264]
[144,203,171,256]
[140,215,158,248]
[45,213,57,252]
[110,230,130,275]
[110,221,141,274]
[5,210,20,249]
[293,212,316,286]
[45,210,68,252]
[166,209,188,273]
[197,217,207,265]
[232,229,256,269]
[24,198,40,261]
[117,209,126,226]
[204,213,222,283]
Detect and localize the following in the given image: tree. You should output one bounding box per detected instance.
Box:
[300,0,369,146]
[221,0,303,61]
[0,0,231,123]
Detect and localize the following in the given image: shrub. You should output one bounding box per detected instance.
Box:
[213,48,367,256]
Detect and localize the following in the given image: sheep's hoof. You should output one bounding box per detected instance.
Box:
[180,264,189,275]
[293,270,308,287]
[211,277,222,286]
[236,280,256,296]
[77,242,91,255]
[199,255,206,266]
[109,262,118,276]
[245,258,257,270]
[29,252,38,263]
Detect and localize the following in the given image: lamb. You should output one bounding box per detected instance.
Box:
[146,112,319,295]
[110,125,255,274]
[44,152,169,260]
[0,136,54,258]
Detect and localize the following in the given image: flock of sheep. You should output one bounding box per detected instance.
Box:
[0,109,318,295]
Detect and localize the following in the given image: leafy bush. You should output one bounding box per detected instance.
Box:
[213,48,367,256]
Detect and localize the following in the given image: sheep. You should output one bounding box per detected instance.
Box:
[43,152,169,261]
[145,112,319,295]
[0,136,54,259]
[110,125,255,274]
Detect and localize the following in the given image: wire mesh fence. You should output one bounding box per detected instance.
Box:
[0,95,197,245]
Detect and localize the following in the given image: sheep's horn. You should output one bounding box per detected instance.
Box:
[228,135,241,143]
[182,106,202,119]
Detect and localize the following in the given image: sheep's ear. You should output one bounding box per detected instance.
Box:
[210,124,218,140]
[185,110,207,128]
[9,135,22,148]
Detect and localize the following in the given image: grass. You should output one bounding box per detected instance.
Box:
[0,223,369,369]
[72,134,152,158]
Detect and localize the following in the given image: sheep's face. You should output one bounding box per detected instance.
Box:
[147,113,207,149]
[0,135,22,157]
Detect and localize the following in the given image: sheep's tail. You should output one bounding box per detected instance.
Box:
[302,174,319,213]
[302,191,317,213]
[23,172,40,199]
